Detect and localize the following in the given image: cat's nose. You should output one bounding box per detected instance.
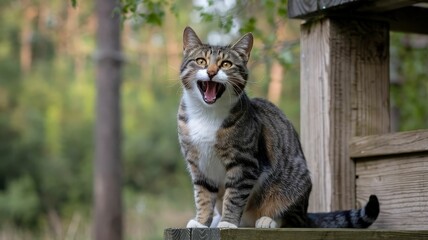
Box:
[207,64,218,79]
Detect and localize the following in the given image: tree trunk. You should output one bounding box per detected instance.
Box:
[94,0,123,239]
[267,61,283,105]
[20,5,36,74]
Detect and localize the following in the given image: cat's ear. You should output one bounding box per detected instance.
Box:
[231,33,253,58]
[183,26,203,51]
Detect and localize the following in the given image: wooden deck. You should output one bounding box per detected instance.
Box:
[165,228,428,240]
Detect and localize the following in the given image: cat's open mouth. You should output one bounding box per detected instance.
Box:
[197,80,226,104]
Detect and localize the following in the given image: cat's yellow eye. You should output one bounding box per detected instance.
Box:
[221,61,232,69]
[195,58,207,66]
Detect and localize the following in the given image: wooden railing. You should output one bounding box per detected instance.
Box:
[352,130,428,230]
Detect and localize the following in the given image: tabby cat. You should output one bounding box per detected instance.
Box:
[177,26,379,228]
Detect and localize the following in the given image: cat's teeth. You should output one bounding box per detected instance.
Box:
[202,81,207,91]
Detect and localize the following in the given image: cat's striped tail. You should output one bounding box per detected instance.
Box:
[307,195,380,228]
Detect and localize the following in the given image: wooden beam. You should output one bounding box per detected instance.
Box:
[350,130,428,158]
[289,0,428,35]
[364,6,428,34]
[356,0,428,12]
[288,0,318,19]
[328,6,428,35]
[164,228,428,240]
[288,0,428,18]
[300,18,390,212]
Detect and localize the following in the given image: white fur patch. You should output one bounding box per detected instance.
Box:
[183,91,228,184]
[195,69,209,81]
[214,70,228,83]
[217,221,238,228]
[255,216,278,228]
[187,219,208,228]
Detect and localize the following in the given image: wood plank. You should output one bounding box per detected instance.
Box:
[320,0,370,11]
[385,6,428,34]
[288,0,319,18]
[191,228,221,240]
[350,130,428,158]
[164,228,221,240]
[300,18,389,212]
[288,0,428,18]
[348,21,390,137]
[288,0,361,18]
[356,155,428,229]
[356,0,428,12]
[328,6,428,35]
[164,228,190,240]
[301,18,336,213]
[164,228,428,240]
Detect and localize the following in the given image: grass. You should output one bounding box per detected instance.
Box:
[0,191,194,240]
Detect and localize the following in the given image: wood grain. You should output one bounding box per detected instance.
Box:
[356,154,428,229]
[300,18,333,212]
[350,130,428,158]
[300,18,389,212]
[191,228,221,240]
[164,228,428,240]
[164,228,190,240]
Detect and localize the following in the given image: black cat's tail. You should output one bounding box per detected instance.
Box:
[307,195,380,228]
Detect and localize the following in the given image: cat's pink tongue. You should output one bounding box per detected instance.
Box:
[204,81,217,103]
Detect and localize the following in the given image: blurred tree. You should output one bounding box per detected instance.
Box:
[94,0,123,240]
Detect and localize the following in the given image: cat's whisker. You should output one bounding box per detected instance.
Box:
[225,81,245,110]
[167,64,180,72]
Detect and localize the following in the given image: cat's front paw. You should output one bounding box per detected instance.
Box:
[186,219,208,228]
[217,221,238,228]
[255,216,277,228]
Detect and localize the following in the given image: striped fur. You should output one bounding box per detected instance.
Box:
[178,27,380,228]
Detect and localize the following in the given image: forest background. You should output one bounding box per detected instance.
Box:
[0,0,427,239]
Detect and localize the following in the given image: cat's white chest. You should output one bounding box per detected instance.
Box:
[185,95,229,184]
[188,115,226,184]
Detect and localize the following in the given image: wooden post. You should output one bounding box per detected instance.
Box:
[94,0,123,239]
[300,18,390,212]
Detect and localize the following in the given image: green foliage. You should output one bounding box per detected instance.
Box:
[390,33,428,131]
[121,0,169,26]
[240,17,256,34]
[0,176,40,226]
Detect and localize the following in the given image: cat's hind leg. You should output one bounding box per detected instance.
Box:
[255,216,278,228]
